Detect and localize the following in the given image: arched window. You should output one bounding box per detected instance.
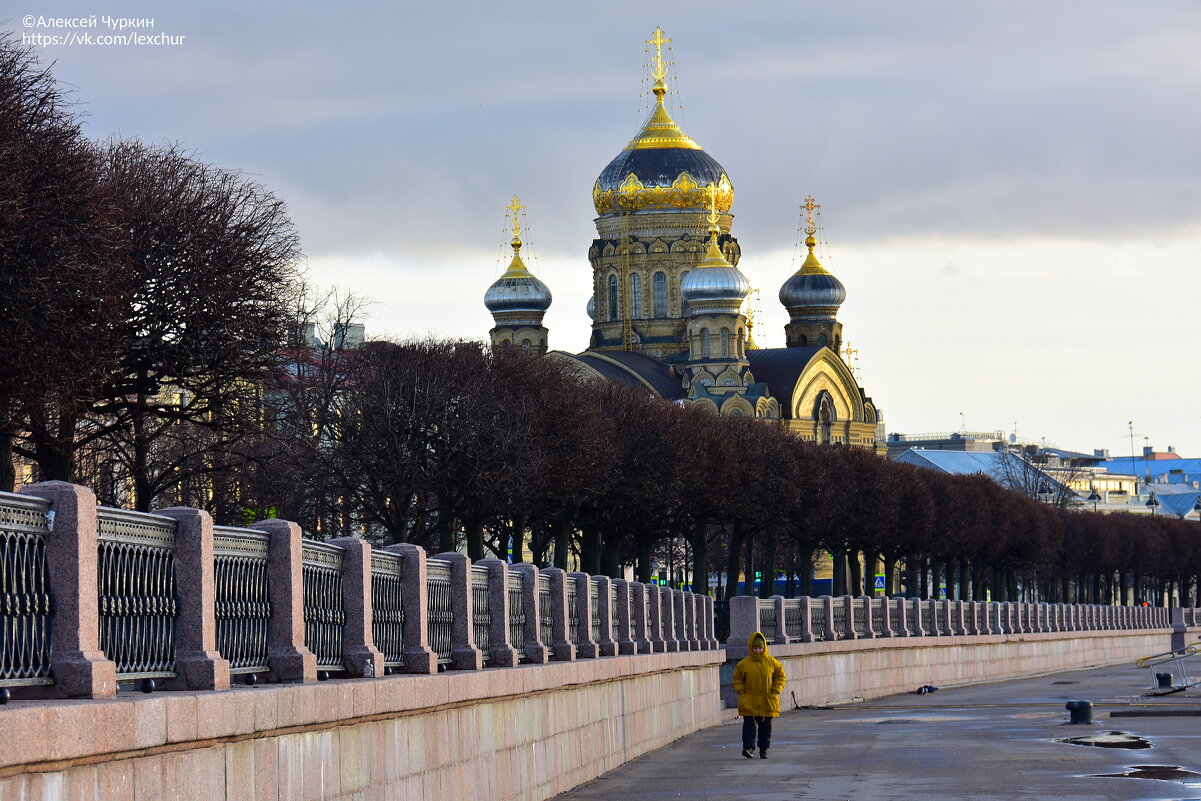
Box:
[608,275,618,321]
[680,271,690,315]
[630,274,642,319]
[720,329,729,357]
[701,328,710,358]
[653,272,667,318]
[521,339,531,354]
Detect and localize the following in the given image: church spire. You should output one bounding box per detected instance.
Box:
[484,195,552,354]
[625,27,699,151]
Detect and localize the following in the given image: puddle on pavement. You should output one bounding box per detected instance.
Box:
[1092,765,1201,781]
[1058,731,1152,749]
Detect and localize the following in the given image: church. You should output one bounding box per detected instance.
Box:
[484,28,883,449]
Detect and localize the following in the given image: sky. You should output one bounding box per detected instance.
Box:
[9,1,1201,458]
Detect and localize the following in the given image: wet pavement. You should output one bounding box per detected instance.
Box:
[555,659,1201,801]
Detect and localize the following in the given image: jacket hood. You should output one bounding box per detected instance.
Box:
[747,631,769,659]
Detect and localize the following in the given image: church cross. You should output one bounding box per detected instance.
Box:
[647,27,671,80]
[507,194,525,241]
[803,195,820,236]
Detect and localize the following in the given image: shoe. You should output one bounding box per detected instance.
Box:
[741,749,754,759]
[759,750,768,759]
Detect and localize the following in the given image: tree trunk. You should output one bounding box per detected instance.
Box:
[758,534,776,600]
[509,515,525,563]
[0,422,16,493]
[863,550,880,596]
[832,548,847,597]
[743,531,756,596]
[464,516,484,561]
[552,515,571,570]
[689,518,708,596]
[725,522,746,601]
[799,549,814,596]
[601,526,621,578]
[578,521,601,575]
[636,535,654,583]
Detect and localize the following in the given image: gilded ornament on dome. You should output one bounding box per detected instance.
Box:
[593,171,733,214]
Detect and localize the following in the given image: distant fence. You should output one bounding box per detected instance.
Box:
[0,483,717,699]
[727,594,1199,657]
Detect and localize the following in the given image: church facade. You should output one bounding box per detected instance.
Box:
[484,28,883,449]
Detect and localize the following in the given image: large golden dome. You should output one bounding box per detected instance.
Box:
[592,29,734,217]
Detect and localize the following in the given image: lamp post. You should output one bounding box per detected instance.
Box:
[1087,485,1101,513]
[1146,492,1159,517]
[1038,481,1052,504]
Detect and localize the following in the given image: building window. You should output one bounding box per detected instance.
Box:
[653,272,667,318]
[630,274,642,319]
[521,339,531,354]
[608,275,618,321]
[720,329,729,357]
[701,328,710,357]
[680,271,690,315]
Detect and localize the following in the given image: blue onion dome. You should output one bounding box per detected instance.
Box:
[586,295,596,320]
[592,75,733,216]
[680,230,751,312]
[484,236,552,313]
[779,234,845,314]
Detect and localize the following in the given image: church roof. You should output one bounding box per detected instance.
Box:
[745,347,821,408]
[573,351,686,400]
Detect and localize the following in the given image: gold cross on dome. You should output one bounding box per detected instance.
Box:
[803,195,820,236]
[647,27,671,80]
[507,194,525,240]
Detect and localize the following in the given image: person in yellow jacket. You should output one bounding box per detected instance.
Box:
[731,630,786,759]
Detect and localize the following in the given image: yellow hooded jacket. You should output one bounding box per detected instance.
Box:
[731,631,786,718]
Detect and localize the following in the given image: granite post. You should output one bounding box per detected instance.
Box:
[250,518,317,682]
[158,507,230,690]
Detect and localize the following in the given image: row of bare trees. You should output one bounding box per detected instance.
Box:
[1,33,302,509]
[222,337,1199,607]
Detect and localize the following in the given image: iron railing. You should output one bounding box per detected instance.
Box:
[213,526,271,674]
[811,601,828,641]
[871,598,886,636]
[301,540,345,671]
[507,571,525,659]
[0,493,53,686]
[538,574,553,654]
[783,599,804,639]
[471,564,491,663]
[427,559,453,664]
[567,581,581,646]
[853,598,869,637]
[759,600,777,644]
[590,579,602,644]
[370,550,405,670]
[97,507,178,679]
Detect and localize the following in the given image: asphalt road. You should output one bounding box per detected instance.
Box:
[555,658,1201,801]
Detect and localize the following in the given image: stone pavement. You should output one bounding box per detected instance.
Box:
[555,656,1201,801]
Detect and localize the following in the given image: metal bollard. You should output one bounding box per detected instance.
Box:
[1156,672,1173,690]
[1065,700,1093,724]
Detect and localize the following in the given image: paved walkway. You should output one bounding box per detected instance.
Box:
[556,659,1201,801]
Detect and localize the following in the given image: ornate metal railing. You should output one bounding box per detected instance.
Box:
[507,571,525,659]
[853,597,869,637]
[213,526,271,674]
[471,564,491,663]
[538,574,553,654]
[871,598,887,636]
[831,600,847,639]
[811,601,828,641]
[427,558,453,664]
[301,540,345,671]
[783,600,804,639]
[759,600,777,644]
[590,579,602,643]
[567,581,581,646]
[0,493,53,686]
[370,550,405,670]
[97,507,178,678]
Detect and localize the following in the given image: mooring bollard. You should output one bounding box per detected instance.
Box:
[1065,700,1093,724]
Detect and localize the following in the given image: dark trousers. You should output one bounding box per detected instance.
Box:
[742,715,773,751]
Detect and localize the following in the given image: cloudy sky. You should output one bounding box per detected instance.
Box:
[12,1,1201,457]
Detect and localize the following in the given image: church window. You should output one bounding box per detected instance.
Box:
[720,329,729,357]
[630,274,642,319]
[521,339,531,354]
[818,334,827,347]
[653,272,667,318]
[608,275,619,320]
[701,328,710,357]
[680,271,690,315]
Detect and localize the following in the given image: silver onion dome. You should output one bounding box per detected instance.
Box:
[586,295,596,320]
[779,271,845,311]
[484,272,552,313]
[680,236,750,310]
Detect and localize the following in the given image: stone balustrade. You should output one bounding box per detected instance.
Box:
[728,594,1193,659]
[0,483,717,700]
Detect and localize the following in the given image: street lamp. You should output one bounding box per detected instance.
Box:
[1146,492,1160,516]
[1037,481,1052,503]
[1087,485,1101,513]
